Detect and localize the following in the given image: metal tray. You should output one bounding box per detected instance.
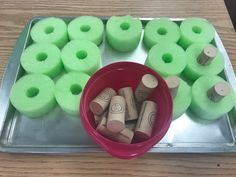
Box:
[0,17,236,153]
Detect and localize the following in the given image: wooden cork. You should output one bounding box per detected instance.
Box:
[135,100,157,139]
[94,112,107,125]
[96,116,134,144]
[107,96,126,133]
[90,88,116,116]
[118,87,138,121]
[96,116,115,140]
[114,128,134,144]
[207,82,230,102]
[135,74,158,103]
[197,44,218,66]
[165,76,180,98]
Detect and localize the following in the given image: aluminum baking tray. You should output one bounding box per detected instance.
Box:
[0,17,236,153]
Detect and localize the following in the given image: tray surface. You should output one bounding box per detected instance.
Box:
[0,17,236,153]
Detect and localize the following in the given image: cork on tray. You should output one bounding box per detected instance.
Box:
[118,87,138,121]
[107,96,126,133]
[197,44,218,66]
[89,88,116,116]
[135,100,157,139]
[135,74,158,103]
[207,82,230,102]
[165,76,180,98]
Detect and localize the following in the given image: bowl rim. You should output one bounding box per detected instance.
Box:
[80,61,173,158]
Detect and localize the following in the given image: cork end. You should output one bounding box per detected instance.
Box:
[197,44,218,66]
[207,82,230,102]
[89,101,104,116]
[204,45,217,58]
[142,74,158,89]
[214,82,230,97]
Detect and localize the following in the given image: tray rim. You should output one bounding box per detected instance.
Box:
[0,16,236,154]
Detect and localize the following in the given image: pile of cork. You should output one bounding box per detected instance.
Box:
[89,74,158,144]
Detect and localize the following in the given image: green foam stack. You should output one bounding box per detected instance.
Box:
[61,40,101,75]
[68,16,104,45]
[143,18,180,49]
[182,43,224,81]
[179,18,215,49]
[20,43,63,78]
[106,15,142,52]
[145,42,187,77]
[9,74,56,118]
[190,75,235,120]
[30,17,68,49]
[55,72,90,115]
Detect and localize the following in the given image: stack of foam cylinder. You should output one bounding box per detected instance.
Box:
[89,74,158,144]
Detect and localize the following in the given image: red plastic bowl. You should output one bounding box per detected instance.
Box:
[80,62,172,159]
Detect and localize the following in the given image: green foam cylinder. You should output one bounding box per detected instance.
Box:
[179,18,215,49]
[68,16,104,45]
[182,43,224,81]
[20,43,63,78]
[173,78,192,119]
[106,15,142,52]
[143,18,180,49]
[190,75,235,120]
[61,40,101,75]
[55,72,90,115]
[9,74,56,118]
[30,17,68,49]
[145,42,187,77]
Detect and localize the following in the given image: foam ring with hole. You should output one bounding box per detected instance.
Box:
[182,43,224,81]
[178,18,215,49]
[30,17,68,49]
[9,74,56,118]
[55,72,90,115]
[143,18,181,49]
[68,16,104,45]
[106,15,142,52]
[145,42,187,77]
[190,75,235,120]
[20,43,63,78]
[173,78,191,119]
[61,40,101,75]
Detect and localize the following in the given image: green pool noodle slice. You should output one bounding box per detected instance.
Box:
[179,18,215,49]
[106,15,142,52]
[143,18,181,49]
[190,75,235,120]
[61,40,101,75]
[55,72,90,115]
[182,43,224,81]
[30,17,68,49]
[9,74,56,118]
[145,42,187,77]
[173,78,192,119]
[68,16,104,45]
[20,43,63,78]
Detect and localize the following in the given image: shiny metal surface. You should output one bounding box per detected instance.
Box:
[0,17,235,153]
